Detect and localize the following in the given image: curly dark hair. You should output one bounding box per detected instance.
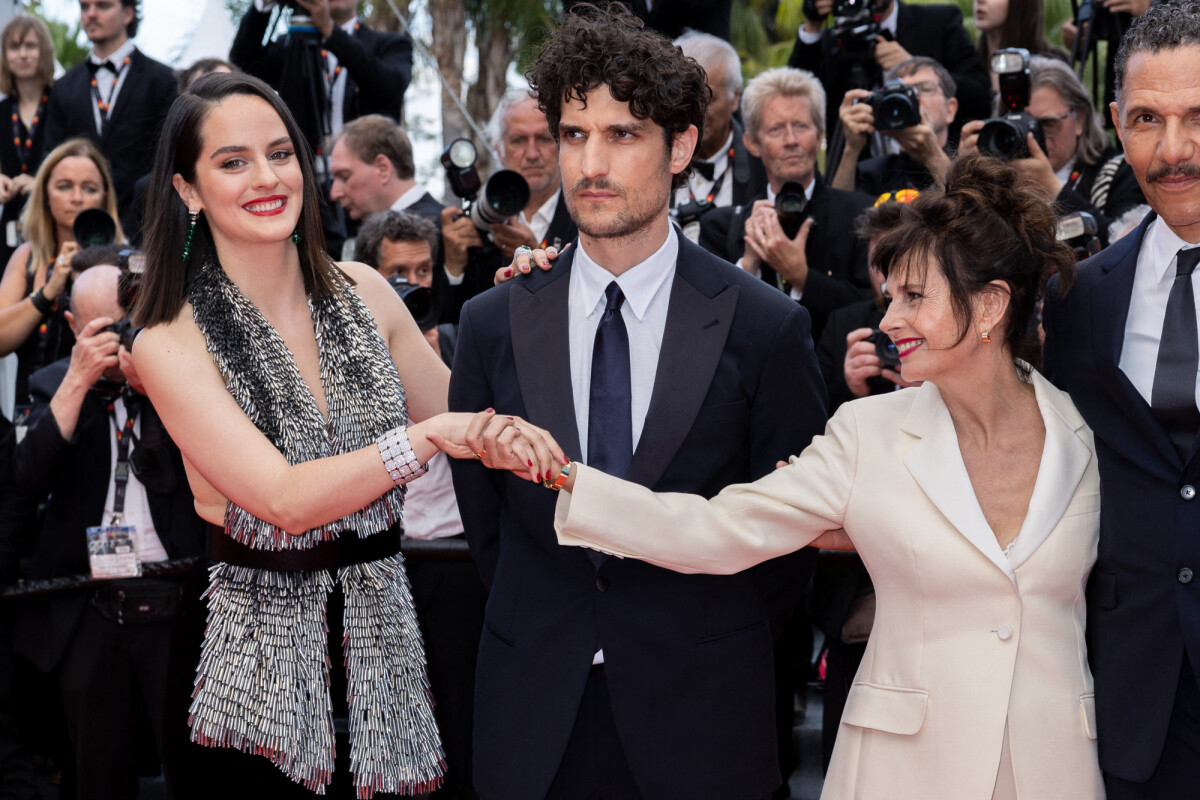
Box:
[354,210,439,270]
[527,3,709,190]
[871,153,1076,373]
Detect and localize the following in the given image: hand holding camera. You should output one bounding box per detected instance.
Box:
[65,316,121,390]
[743,194,814,288]
[844,327,915,397]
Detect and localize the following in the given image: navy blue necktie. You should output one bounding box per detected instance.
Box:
[1151,247,1200,458]
[588,282,632,479]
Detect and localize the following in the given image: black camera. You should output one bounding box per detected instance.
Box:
[858,80,921,131]
[101,319,139,353]
[72,208,117,249]
[978,49,1047,161]
[803,0,875,22]
[388,275,439,332]
[441,138,531,231]
[867,329,901,368]
[775,182,813,240]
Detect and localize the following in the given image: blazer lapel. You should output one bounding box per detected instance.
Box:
[510,255,583,460]
[901,382,1018,586]
[101,50,142,141]
[627,234,737,489]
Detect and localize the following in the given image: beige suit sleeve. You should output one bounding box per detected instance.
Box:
[553,402,859,575]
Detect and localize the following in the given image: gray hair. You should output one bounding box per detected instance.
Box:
[1028,56,1108,166]
[742,67,827,140]
[884,56,956,99]
[1114,1,1200,110]
[486,85,538,159]
[674,30,743,95]
[354,211,439,270]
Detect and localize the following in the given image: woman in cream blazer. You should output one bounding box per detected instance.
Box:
[533,157,1105,799]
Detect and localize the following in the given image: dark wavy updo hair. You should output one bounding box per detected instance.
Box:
[528,3,709,190]
[871,153,1076,372]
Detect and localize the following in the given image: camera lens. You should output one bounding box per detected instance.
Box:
[978,119,1022,160]
[470,170,531,228]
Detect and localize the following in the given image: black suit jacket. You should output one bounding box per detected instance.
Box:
[448,230,826,800]
[44,49,177,240]
[1056,146,1146,248]
[230,8,413,123]
[675,116,769,219]
[0,91,50,264]
[11,360,207,672]
[855,150,940,197]
[1043,211,1199,784]
[788,1,990,145]
[698,177,874,340]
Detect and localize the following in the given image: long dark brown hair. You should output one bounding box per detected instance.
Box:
[134,72,338,328]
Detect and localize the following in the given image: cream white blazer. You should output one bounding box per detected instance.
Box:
[555,372,1103,799]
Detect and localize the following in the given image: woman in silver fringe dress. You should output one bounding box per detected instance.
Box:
[129,73,561,798]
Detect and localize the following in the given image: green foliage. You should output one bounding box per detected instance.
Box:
[25,0,88,71]
[462,0,560,73]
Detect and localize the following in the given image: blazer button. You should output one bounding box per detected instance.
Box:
[595,575,610,592]
[996,624,1013,641]
[1181,485,1196,501]
[1179,568,1194,585]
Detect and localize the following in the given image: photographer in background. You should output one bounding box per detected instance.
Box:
[699,67,873,340]
[353,208,484,800]
[230,0,412,137]
[788,0,989,151]
[439,89,576,322]
[961,56,1144,247]
[12,264,206,800]
[830,56,957,195]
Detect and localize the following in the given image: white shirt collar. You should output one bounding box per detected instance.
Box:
[574,228,679,323]
[1144,216,1200,286]
[390,183,427,212]
[766,175,816,204]
[341,15,359,34]
[879,1,899,36]
[521,191,561,238]
[90,39,135,66]
[1056,156,1076,187]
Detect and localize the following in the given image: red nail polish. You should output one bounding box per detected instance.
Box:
[485,407,494,413]
[561,455,570,465]
[504,267,513,277]
[527,459,533,467]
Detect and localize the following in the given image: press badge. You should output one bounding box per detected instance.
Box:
[86,525,141,579]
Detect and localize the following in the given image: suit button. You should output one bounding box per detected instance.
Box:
[1179,568,1194,585]
[595,575,609,592]
[1182,485,1196,501]
[996,624,1013,641]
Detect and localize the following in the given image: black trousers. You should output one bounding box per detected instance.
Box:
[545,665,642,800]
[1104,658,1200,799]
[57,603,173,800]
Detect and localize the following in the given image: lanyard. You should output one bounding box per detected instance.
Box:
[106,392,141,524]
[89,56,131,137]
[686,145,737,208]
[10,93,46,175]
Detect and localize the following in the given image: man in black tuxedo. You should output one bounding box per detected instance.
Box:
[671,31,768,242]
[1042,5,1200,797]
[788,0,988,150]
[12,265,206,799]
[449,7,826,799]
[441,88,578,322]
[43,0,177,240]
[230,0,412,132]
[699,67,874,341]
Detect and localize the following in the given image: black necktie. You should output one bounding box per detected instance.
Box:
[588,282,632,479]
[691,160,716,182]
[1151,246,1200,457]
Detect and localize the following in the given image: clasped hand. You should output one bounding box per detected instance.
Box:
[427,409,567,484]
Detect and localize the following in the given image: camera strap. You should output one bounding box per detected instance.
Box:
[88,55,131,137]
[685,144,737,208]
[106,389,143,523]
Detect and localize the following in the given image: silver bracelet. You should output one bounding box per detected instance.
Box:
[376,426,428,485]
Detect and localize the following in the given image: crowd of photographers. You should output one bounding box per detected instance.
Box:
[0,0,1170,797]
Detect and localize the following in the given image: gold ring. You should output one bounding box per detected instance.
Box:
[473,449,487,460]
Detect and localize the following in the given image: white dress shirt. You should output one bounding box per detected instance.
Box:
[673,130,736,215]
[88,39,136,136]
[402,453,465,541]
[569,229,678,665]
[390,183,429,213]
[102,397,168,563]
[519,191,561,248]
[1120,217,1200,408]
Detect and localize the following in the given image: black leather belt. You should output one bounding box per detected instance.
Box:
[208,523,402,572]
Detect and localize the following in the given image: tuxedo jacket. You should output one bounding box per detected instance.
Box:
[44,49,177,239]
[11,360,207,673]
[1043,211,1200,783]
[788,1,990,145]
[230,8,413,123]
[673,116,769,221]
[698,177,874,340]
[448,230,827,800]
[558,374,1103,799]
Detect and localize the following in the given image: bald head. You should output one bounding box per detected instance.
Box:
[68,265,123,334]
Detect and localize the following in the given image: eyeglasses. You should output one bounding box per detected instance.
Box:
[1035,110,1075,136]
[874,189,920,207]
[908,81,943,98]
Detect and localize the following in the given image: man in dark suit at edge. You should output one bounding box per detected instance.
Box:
[448,6,827,799]
[1042,4,1200,797]
[43,0,177,240]
[698,67,875,341]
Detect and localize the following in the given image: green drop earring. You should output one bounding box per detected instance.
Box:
[182,209,199,261]
[291,228,301,244]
